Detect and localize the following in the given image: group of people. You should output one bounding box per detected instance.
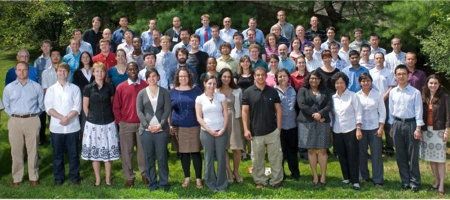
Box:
[2,10,448,195]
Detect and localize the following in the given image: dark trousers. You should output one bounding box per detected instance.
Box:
[334,130,359,184]
[180,152,202,179]
[140,130,169,189]
[359,129,384,184]
[281,127,300,178]
[392,119,420,187]
[51,131,80,183]
[39,112,47,144]
[384,101,395,151]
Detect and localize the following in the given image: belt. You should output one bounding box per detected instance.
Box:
[394,117,415,123]
[11,113,39,118]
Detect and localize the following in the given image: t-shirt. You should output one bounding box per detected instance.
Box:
[195,92,226,131]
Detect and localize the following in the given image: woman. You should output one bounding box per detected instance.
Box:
[170,67,203,189]
[81,62,119,186]
[315,50,339,92]
[275,68,300,180]
[265,33,279,61]
[289,39,303,61]
[290,55,308,91]
[420,74,449,195]
[330,72,363,190]
[199,57,218,84]
[73,51,95,91]
[297,70,332,186]
[266,54,279,87]
[195,74,228,191]
[236,55,254,92]
[136,68,172,190]
[217,68,243,183]
[356,73,386,186]
[107,49,128,88]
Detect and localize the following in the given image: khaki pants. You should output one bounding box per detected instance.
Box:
[251,129,283,186]
[8,116,40,183]
[119,122,146,181]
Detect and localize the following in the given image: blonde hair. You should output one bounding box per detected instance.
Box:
[201,14,210,20]
[57,62,70,71]
[160,35,171,42]
[92,62,106,72]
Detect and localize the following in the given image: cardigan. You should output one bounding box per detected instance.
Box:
[136,86,172,134]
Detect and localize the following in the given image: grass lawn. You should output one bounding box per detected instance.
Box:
[0,50,448,199]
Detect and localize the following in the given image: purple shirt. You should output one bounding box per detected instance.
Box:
[408,69,426,91]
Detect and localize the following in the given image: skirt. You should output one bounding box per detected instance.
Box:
[420,126,446,163]
[227,114,244,150]
[177,126,202,153]
[81,121,120,161]
[298,122,331,149]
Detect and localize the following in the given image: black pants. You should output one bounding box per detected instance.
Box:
[281,127,300,178]
[333,130,359,184]
[180,152,202,179]
[39,112,47,144]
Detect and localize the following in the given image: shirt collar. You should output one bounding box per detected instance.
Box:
[127,78,140,85]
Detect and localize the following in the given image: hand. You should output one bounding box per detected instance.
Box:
[312,113,322,121]
[149,124,162,133]
[244,130,252,141]
[356,129,363,140]
[59,116,69,126]
[413,129,422,140]
[319,118,325,123]
[169,126,178,136]
[215,129,225,137]
[376,127,384,138]
[443,131,448,142]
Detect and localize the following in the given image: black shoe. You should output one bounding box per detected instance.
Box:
[401,184,410,190]
[411,186,419,192]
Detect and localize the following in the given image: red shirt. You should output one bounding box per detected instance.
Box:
[290,70,308,91]
[113,79,148,123]
[93,52,117,71]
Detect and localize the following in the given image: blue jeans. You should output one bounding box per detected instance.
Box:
[359,129,384,184]
[51,131,80,183]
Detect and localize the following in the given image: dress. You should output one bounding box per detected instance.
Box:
[224,91,243,150]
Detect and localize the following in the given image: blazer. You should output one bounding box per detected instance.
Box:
[422,93,450,131]
[136,86,172,134]
[296,87,332,123]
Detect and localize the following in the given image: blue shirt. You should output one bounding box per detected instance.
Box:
[170,86,202,127]
[33,55,51,83]
[195,26,212,47]
[66,41,93,56]
[278,57,296,73]
[5,65,38,86]
[242,28,265,45]
[203,38,224,58]
[155,51,178,87]
[63,52,81,81]
[3,79,44,116]
[275,85,297,129]
[112,28,135,48]
[388,84,424,126]
[341,65,369,92]
[107,67,128,88]
[140,30,154,52]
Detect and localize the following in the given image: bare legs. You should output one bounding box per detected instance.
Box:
[308,148,328,184]
[225,150,243,183]
[92,161,112,186]
[430,162,446,194]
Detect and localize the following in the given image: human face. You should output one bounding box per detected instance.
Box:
[132,38,141,49]
[93,67,106,82]
[326,29,335,40]
[268,36,276,46]
[310,16,318,28]
[360,47,370,58]
[190,37,200,49]
[322,55,332,65]
[340,36,349,48]
[334,78,347,94]
[152,31,160,43]
[102,29,112,40]
[254,69,266,86]
[370,36,379,47]
[201,16,209,27]
[144,55,156,67]
[269,58,278,70]
[177,52,187,64]
[56,67,69,82]
[206,58,217,72]
[92,19,101,30]
[292,39,300,50]
[295,26,305,37]
[203,78,217,93]
[124,31,133,43]
[126,63,139,81]
[73,31,82,41]
[212,28,219,39]
[395,68,408,86]
[247,30,256,42]
[70,40,80,53]
[248,19,257,29]
[148,19,157,30]
[146,72,160,86]
[220,46,231,55]
[221,71,232,86]
[304,47,313,58]
[391,38,402,53]
[277,71,289,86]
[349,54,360,66]
[240,59,251,70]
[223,17,231,28]
[354,31,362,40]
[272,26,281,36]
[119,17,128,28]
[51,51,61,64]
[233,35,243,46]
[405,53,417,68]
[249,48,259,60]
[116,51,127,64]
[277,11,286,22]
[80,53,90,66]
[15,63,28,81]
[427,78,440,94]
[374,54,384,67]
[180,31,189,42]
[313,37,321,48]
[172,17,181,28]
[178,70,189,86]
[160,39,170,50]
[278,45,288,58]
[309,74,321,89]
[330,45,339,55]
[296,57,306,71]
[360,78,372,91]
[41,42,51,55]
[100,42,110,53]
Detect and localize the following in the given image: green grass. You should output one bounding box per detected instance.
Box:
[0,50,448,198]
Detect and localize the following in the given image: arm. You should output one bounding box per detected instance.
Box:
[217,99,229,137]
[388,90,394,125]
[83,97,90,117]
[159,89,172,129]
[353,94,363,140]
[112,87,122,124]
[275,102,282,130]
[2,87,11,116]
[195,102,215,135]
[445,94,450,142]
[414,90,424,140]
[136,92,149,129]
[377,94,386,137]
[297,88,315,116]
[241,105,252,140]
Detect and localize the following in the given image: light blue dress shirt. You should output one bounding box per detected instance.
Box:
[275,85,297,129]
[3,79,44,116]
[388,84,424,126]
[203,38,224,59]
[341,65,369,92]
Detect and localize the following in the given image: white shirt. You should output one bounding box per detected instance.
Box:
[145,87,160,126]
[370,66,396,95]
[359,58,375,70]
[172,41,192,54]
[230,47,249,61]
[385,51,406,73]
[41,66,57,89]
[388,84,424,125]
[356,89,386,130]
[369,46,386,61]
[195,92,226,131]
[312,48,323,62]
[305,57,322,72]
[117,42,134,61]
[332,89,363,133]
[321,40,341,50]
[338,48,350,65]
[219,28,237,46]
[44,82,81,133]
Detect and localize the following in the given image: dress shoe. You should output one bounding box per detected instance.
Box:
[11,182,21,188]
[142,175,149,185]
[124,179,135,188]
[30,180,39,187]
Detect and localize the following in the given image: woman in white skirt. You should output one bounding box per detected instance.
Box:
[420,74,449,195]
[81,62,119,186]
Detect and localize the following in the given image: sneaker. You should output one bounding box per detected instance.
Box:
[352,183,361,190]
[342,179,350,184]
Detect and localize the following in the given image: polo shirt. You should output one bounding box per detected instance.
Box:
[250,59,268,71]
[92,52,117,71]
[242,85,280,136]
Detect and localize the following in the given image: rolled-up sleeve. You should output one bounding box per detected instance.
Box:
[414,90,424,126]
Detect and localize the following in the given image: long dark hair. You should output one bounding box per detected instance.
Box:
[78,51,93,69]
[217,68,238,89]
[303,70,325,91]
[422,74,444,105]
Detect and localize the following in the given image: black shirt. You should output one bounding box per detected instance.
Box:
[186,51,208,85]
[305,28,326,42]
[83,29,102,55]
[236,74,254,92]
[83,82,115,125]
[73,69,95,92]
[242,85,280,136]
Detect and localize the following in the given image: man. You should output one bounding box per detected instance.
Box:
[368,33,386,62]
[156,36,177,88]
[176,48,197,82]
[172,28,191,54]
[312,34,323,62]
[144,30,162,55]
[305,16,326,41]
[349,28,368,52]
[385,37,406,73]
[186,34,209,85]
[342,50,370,92]
[41,50,61,92]
[243,29,266,61]
[219,17,237,47]
[242,18,265,45]
[3,61,44,187]
[83,16,102,55]
[165,16,182,50]
[44,63,81,185]
[405,52,426,90]
[129,37,145,69]
[338,35,351,65]
[242,67,283,188]
[202,25,224,58]
[93,39,117,71]
[33,40,52,83]
[63,39,82,81]
[5,49,38,85]
[248,44,268,70]
[359,44,375,70]
[139,53,168,89]
[275,10,294,41]
[303,44,321,72]
[321,26,340,50]
[113,62,149,187]
[195,14,212,47]
[329,42,347,70]
[102,28,116,52]
[388,64,423,192]
[141,19,158,52]
[369,52,396,156]
[270,24,290,47]
[112,16,135,48]
[66,29,93,55]
[230,32,249,61]
[216,43,238,73]
[277,44,295,73]
[117,30,135,61]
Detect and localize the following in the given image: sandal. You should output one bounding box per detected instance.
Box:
[181,177,190,188]
[234,171,243,183]
[195,179,203,189]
